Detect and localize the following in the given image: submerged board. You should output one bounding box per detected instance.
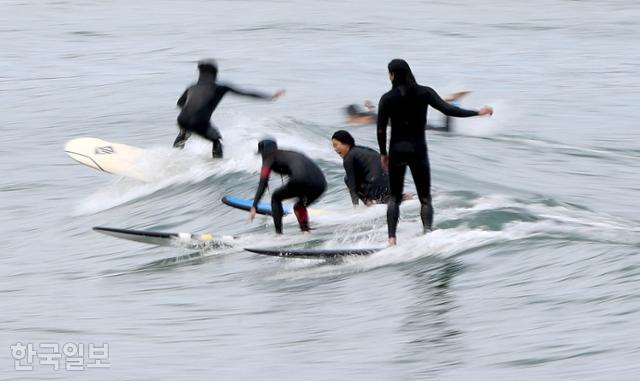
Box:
[93,226,234,249]
[64,137,148,181]
[244,246,383,259]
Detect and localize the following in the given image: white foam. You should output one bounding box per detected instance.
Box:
[451,99,513,137]
[260,191,640,280]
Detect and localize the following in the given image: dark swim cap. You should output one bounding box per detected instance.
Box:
[257,139,278,156]
[197,59,218,75]
[331,130,355,147]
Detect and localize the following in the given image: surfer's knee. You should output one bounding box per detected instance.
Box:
[388,193,403,207]
[417,194,432,206]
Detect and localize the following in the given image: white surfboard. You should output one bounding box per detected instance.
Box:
[64,137,149,181]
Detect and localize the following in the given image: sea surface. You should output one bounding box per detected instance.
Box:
[1,0,639,379]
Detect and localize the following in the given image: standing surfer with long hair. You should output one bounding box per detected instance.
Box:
[377,59,493,245]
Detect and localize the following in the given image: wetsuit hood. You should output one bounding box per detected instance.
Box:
[197,59,218,81]
[257,139,278,157]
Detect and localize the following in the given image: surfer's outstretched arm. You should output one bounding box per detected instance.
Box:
[428,88,493,117]
[427,87,479,117]
[226,85,285,101]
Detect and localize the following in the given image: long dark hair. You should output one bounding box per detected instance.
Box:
[388,59,416,96]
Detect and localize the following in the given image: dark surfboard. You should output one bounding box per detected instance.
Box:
[93,226,234,249]
[244,246,383,259]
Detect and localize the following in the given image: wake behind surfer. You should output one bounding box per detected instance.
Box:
[249,139,327,234]
[377,59,493,245]
[174,59,285,158]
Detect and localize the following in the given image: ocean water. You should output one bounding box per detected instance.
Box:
[1,0,639,379]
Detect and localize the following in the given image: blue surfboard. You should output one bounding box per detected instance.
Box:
[222,196,291,216]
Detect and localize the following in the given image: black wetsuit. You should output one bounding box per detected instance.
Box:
[175,79,271,158]
[342,146,389,205]
[425,115,452,132]
[377,85,478,238]
[253,150,327,234]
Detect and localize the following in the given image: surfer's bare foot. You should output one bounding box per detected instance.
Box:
[388,237,397,246]
[302,230,311,235]
[424,228,433,234]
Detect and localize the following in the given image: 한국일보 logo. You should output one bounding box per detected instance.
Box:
[10,342,111,371]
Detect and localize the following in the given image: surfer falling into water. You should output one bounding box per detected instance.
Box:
[249,139,327,234]
[377,59,493,245]
[174,59,285,158]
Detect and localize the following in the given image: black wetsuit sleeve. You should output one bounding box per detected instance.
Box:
[376,96,390,156]
[177,89,188,108]
[252,159,273,208]
[225,84,271,100]
[427,87,478,117]
[343,156,359,206]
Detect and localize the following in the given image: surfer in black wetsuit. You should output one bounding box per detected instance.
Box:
[174,59,285,158]
[332,130,413,206]
[332,130,393,206]
[377,59,493,245]
[345,91,471,129]
[249,139,327,234]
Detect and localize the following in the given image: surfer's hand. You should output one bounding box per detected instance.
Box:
[402,193,414,201]
[478,106,493,116]
[272,89,286,100]
[380,155,389,171]
[249,207,257,223]
[364,100,375,111]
